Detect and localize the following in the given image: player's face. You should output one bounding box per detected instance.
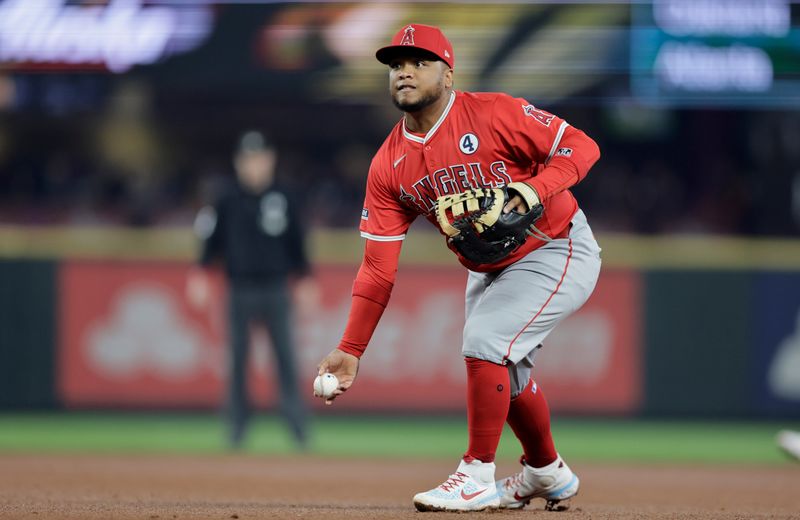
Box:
[388,55,452,113]
[235,149,276,193]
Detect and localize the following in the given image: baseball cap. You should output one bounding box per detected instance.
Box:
[376,24,454,69]
[236,130,273,153]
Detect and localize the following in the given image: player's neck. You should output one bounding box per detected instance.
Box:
[403,89,452,134]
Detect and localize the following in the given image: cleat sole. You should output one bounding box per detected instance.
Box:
[544,494,576,512]
[414,501,498,513]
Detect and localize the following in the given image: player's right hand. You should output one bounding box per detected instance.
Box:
[317,349,359,405]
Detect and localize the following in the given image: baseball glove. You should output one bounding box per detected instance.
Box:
[435,182,544,265]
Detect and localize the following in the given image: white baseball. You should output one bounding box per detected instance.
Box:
[314,373,339,398]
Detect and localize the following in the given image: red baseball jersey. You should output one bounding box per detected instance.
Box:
[359,90,598,272]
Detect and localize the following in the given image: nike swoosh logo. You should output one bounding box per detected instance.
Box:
[460,488,487,500]
[393,154,407,168]
[513,491,534,501]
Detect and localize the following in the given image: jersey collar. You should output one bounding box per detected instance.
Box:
[401,90,456,145]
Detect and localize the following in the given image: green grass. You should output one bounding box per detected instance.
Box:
[0,412,797,465]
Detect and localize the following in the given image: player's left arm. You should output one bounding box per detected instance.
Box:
[527,124,600,201]
[494,95,600,202]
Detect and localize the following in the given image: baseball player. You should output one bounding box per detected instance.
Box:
[316,24,601,512]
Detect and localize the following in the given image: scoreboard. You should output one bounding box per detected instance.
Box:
[0,1,797,110]
[631,0,800,107]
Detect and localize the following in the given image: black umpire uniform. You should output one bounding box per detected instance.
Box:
[195,131,310,449]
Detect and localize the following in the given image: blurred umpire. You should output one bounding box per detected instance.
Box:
[187,130,318,450]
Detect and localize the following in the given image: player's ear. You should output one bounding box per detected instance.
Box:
[443,66,453,88]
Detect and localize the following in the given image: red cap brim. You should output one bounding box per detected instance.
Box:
[375,45,452,69]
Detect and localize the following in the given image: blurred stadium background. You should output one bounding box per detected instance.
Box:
[1,0,800,466]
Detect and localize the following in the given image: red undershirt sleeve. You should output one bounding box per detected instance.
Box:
[337,239,402,358]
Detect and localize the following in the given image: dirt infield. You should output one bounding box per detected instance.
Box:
[1,454,798,519]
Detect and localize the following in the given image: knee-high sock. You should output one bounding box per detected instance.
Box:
[506,378,557,468]
[463,357,510,463]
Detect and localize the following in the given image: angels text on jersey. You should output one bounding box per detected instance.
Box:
[398,160,513,215]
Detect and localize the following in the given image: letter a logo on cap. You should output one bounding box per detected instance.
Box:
[400,25,415,45]
[376,23,454,69]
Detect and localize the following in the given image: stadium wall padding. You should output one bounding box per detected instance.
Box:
[643,271,754,417]
[54,262,642,414]
[751,272,800,417]
[0,260,57,409]
[2,258,800,417]
[643,270,800,419]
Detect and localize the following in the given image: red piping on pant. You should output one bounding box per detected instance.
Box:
[503,238,573,363]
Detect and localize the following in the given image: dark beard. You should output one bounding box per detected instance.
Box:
[392,87,443,113]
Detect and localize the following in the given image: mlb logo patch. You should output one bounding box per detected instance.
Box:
[555,147,573,157]
[361,208,369,220]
